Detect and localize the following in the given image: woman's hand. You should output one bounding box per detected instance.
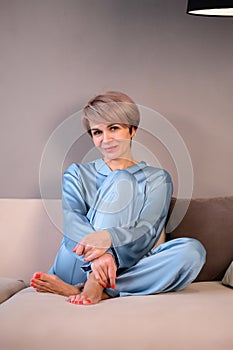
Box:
[72,230,112,261]
[91,253,117,289]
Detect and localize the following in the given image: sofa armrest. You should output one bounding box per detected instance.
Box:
[0,199,62,283]
[0,278,27,304]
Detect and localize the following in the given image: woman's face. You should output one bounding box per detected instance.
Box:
[89,122,136,161]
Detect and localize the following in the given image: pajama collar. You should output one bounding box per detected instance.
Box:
[94,158,148,176]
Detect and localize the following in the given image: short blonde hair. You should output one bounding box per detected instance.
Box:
[82,91,140,134]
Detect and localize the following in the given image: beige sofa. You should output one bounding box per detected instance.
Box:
[0,198,232,350]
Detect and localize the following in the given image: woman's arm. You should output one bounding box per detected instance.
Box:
[62,164,97,249]
[62,164,116,256]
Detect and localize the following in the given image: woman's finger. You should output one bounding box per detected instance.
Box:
[73,243,85,256]
[84,248,105,262]
[91,265,107,288]
[108,263,116,289]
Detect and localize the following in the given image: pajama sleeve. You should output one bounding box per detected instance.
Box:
[62,163,118,265]
[62,164,95,250]
[107,169,173,269]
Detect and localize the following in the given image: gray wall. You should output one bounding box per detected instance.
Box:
[0,0,232,198]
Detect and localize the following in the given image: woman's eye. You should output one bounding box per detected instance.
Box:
[92,130,101,136]
[110,126,119,131]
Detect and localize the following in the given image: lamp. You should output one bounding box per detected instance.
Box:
[186,0,233,16]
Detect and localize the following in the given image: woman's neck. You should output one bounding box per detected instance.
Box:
[104,157,138,171]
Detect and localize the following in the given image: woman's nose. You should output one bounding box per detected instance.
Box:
[102,131,112,142]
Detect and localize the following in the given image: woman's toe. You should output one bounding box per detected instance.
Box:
[33,272,43,279]
[67,295,75,303]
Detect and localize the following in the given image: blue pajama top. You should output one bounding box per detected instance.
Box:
[62,158,173,269]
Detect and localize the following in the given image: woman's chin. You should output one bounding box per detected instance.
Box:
[103,151,119,160]
[104,156,118,162]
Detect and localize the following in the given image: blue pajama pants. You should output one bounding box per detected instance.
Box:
[49,171,206,297]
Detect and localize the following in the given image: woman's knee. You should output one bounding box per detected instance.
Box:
[109,169,137,192]
[178,237,206,268]
[96,170,137,213]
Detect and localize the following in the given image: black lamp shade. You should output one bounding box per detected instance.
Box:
[187,0,233,16]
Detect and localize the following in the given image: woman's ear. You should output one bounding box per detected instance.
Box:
[130,126,137,138]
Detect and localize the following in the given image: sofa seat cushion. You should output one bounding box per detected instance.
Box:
[0,282,232,350]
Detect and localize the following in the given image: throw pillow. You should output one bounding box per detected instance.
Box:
[222,261,233,288]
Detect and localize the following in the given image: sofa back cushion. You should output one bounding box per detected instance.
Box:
[167,197,233,281]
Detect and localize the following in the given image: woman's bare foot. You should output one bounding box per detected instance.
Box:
[67,273,110,305]
[30,272,84,297]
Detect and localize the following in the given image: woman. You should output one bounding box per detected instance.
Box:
[30,91,206,305]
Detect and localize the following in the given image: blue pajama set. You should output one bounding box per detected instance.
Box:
[49,158,206,297]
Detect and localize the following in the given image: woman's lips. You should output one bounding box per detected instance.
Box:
[102,145,118,152]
